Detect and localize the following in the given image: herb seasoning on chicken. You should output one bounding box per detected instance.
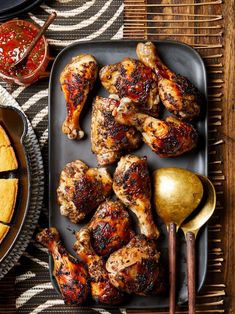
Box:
[57,160,112,223]
[74,228,124,304]
[137,42,201,120]
[100,58,160,117]
[91,96,141,166]
[88,200,135,256]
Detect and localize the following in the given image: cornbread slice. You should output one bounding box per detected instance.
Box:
[0,223,10,244]
[0,146,18,172]
[0,179,18,223]
[0,125,18,172]
[0,125,10,147]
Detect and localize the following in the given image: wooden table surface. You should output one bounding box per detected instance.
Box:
[124,0,235,313]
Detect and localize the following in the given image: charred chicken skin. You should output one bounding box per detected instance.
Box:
[60,54,98,140]
[136,42,201,120]
[113,98,198,157]
[88,199,135,257]
[113,154,159,239]
[36,228,89,306]
[57,160,112,223]
[99,58,160,117]
[74,228,124,304]
[91,96,141,166]
[106,235,165,296]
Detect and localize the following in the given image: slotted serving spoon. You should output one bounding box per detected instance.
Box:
[181,175,216,314]
[153,168,204,314]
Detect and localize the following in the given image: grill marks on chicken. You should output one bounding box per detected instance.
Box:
[57,160,112,223]
[106,235,165,296]
[74,228,124,304]
[60,54,98,140]
[136,42,201,120]
[113,155,160,239]
[36,228,89,306]
[91,96,141,166]
[87,200,135,257]
[113,99,198,157]
[99,58,160,117]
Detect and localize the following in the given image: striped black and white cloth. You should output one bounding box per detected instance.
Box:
[1,1,123,313]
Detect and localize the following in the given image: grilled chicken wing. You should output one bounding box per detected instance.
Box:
[99,58,160,117]
[60,54,98,140]
[113,98,198,157]
[136,42,201,120]
[74,228,124,304]
[91,96,141,166]
[57,160,112,223]
[36,228,89,306]
[87,199,135,257]
[106,235,165,295]
[113,154,159,239]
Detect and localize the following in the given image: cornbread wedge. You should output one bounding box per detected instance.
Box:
[0,179,18,223]
[0,223,10,244]
[0,125,18,172]
[0,146,18,172]
[0,125,10,147]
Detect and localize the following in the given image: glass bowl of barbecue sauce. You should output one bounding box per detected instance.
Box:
[0,19,49,85]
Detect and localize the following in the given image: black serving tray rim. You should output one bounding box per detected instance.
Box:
[48,39,208,308]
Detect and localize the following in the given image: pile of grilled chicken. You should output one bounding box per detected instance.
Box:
[37,42,203,306]
[38,155,166,306]
[60,41,201,163]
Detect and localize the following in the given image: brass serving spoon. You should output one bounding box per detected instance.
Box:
[153,168,204,314]
[181,175,216,314]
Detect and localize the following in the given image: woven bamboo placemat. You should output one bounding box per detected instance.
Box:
[125,0,227,313]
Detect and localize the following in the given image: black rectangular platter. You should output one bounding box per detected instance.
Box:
[49,40,208,309]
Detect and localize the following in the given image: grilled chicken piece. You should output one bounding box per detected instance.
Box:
[113,154,159,239]
[36,228,89,306]
[91,96,141,166]
[113,98,198,157]
[57,160,112,223]
[106,235,165,295]
[136,42,201,120]
[99,58,160,117]
[60,54,98,140]
[74,228,124,304]
[87,199,135,257]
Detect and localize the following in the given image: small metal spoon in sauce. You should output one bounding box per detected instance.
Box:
[153,168,204,314]
[181,175,216,314]
[10,12,57,69]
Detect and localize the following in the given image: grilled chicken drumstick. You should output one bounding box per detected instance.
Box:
[74,228,124,304]
[136,42,201,120]
[37,228,89,306]
[57,160,112,223]
[60,54,98,139]
[100,58,160,117]
[87,199,135,257]
[113,154,159,239]
[91,96,141,166]
[113,98,198,157]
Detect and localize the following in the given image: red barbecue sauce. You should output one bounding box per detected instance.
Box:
[0,21,45,78]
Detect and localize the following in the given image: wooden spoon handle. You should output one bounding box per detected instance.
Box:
[186,231,196,314]
[26,12,57,57]
[169,222,177,314]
